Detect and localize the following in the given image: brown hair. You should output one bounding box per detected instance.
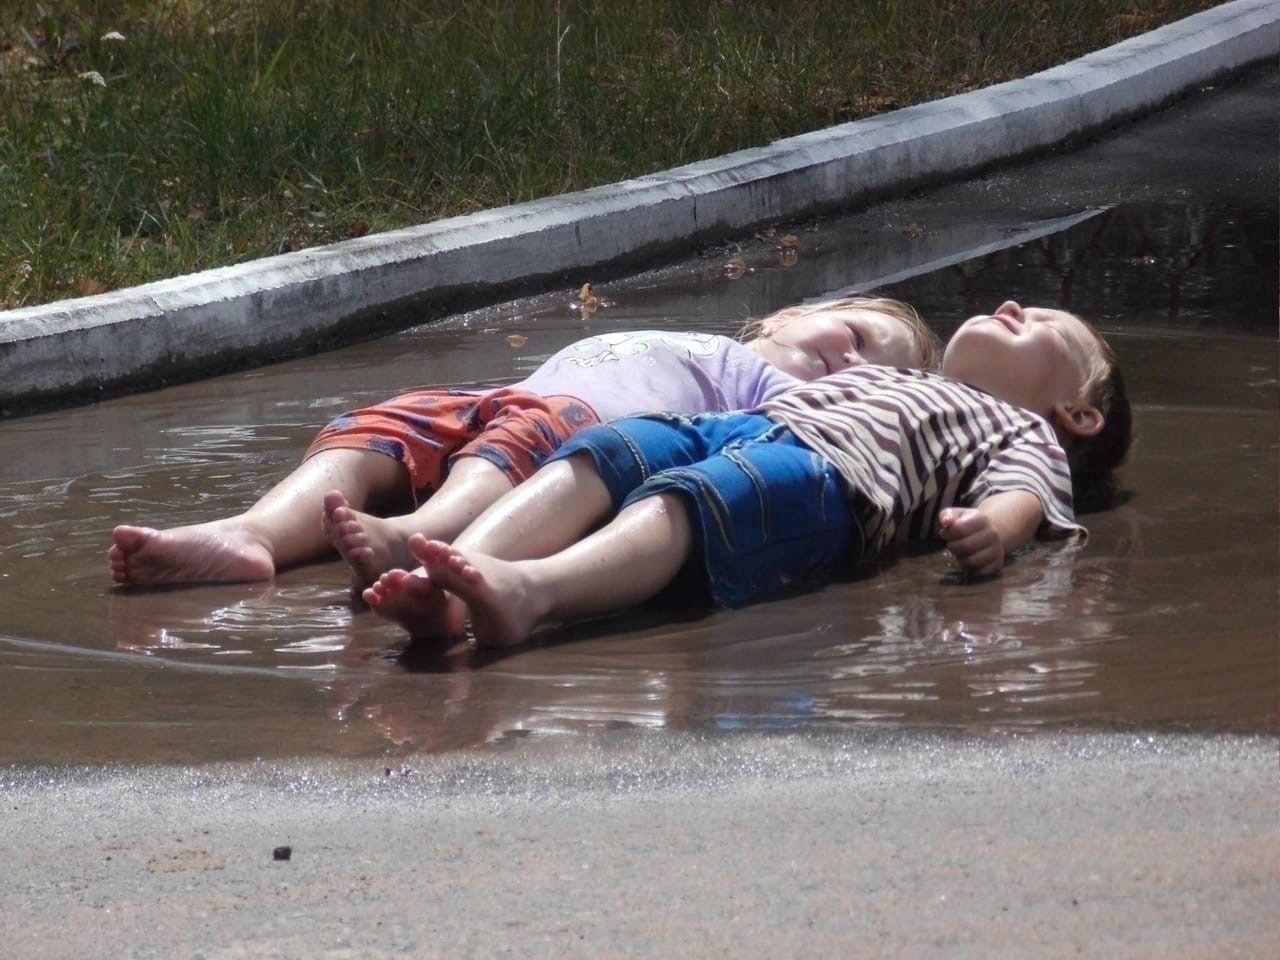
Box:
[737,295,942,371]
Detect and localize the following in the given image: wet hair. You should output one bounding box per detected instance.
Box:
[736,295,942,371]
[1067,316,1133,512]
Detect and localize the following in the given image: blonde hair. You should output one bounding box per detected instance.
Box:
[1066,312,1132,500]
[736,295,942,371]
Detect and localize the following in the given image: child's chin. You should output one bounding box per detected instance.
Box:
[941,347,996,382]
[948,326,1004,358]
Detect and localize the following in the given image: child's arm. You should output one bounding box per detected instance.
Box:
[938,490,1045,577]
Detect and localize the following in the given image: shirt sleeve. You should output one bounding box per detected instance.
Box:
[708,338,802,409]
[961,438,1087,540]
[752,364,803,405]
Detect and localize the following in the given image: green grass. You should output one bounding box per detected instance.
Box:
[1,0,1221,308]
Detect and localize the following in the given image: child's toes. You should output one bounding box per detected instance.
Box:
[402,576,435,600]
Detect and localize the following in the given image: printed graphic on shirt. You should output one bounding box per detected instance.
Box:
[556,332,725,368]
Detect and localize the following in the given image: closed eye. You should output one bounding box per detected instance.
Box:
[1040,318,1093,373]
[1044,319,1072,347]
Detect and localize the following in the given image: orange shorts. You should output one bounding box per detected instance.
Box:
[304,388,600,503]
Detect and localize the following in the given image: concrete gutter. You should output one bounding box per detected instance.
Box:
[2,0,1277,414]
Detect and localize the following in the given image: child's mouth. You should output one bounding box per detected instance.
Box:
[984,314,1020,334]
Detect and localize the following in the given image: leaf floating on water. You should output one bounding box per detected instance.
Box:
[722,257,747,279]
[572,281,611,317]
[506,333,527,348]
[775,233,800,268]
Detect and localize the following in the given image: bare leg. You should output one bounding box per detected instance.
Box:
[323,456,515,585]
[329,452,614,589]
[362,454,615,636]
[109,449,408,586]
[370,492,693,646]
[454,453,613,558]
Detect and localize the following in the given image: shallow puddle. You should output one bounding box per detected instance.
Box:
[1,70,1275,763]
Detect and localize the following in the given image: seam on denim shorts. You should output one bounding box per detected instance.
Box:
[664,466,736,556]
[816,455,860,535]
[648,411,697,427]
[606,424,652,481]
[814,451,833,524]
[724,448,771,546]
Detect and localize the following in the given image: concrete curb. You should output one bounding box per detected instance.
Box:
[2,0,1277,413]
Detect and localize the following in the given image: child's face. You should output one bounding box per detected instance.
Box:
[757,306,919,380]
[941,301,1103,415]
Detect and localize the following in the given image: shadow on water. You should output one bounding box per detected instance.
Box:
[0,69,1275,763]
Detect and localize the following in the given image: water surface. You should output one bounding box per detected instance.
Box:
[1,69,1274,763]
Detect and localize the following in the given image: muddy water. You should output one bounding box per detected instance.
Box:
[1,71,1275,763]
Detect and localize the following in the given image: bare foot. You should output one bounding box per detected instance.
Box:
[363,566,467,640]
[413,537,547,648]
[322,490,414,587]
[108,523,275,586]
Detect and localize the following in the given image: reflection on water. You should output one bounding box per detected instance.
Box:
[111,586,353,660]
[0,70,1277,762]
[896,200,1278,335]
[0,195,1274,763]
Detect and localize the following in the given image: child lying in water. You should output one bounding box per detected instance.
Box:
[362,301,1132,645]
[109,296,939,587]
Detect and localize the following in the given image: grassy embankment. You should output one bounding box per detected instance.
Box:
[1,0,1220,308]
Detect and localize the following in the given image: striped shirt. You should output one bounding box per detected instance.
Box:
[761,366,1084,558]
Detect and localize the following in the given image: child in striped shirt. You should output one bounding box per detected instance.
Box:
[364,301,1132,645]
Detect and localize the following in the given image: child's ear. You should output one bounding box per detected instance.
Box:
[760,307,800,336]
[1051,402,1104,440]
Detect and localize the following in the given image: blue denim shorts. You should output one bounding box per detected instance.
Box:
[550,411,862,608]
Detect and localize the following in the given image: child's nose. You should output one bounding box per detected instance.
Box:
[994,300,1023,322]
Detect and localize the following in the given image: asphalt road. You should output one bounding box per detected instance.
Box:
[2,731,1275,958]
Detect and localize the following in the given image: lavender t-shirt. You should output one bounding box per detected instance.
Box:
[516,331,798,421]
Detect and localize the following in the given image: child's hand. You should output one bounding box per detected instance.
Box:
[938,507,1004,577]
